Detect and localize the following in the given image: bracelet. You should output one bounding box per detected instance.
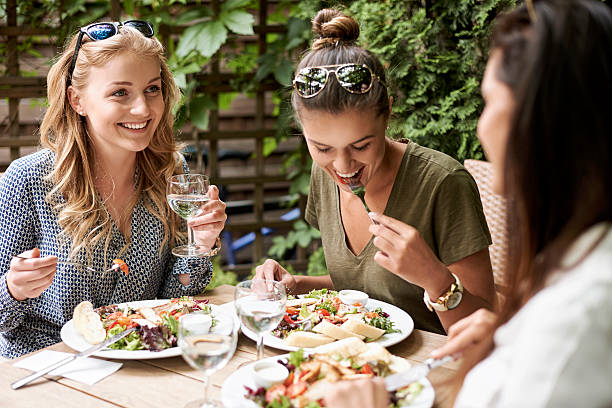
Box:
[206,236,221,257]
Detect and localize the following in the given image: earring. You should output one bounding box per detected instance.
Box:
[78,111,85,116]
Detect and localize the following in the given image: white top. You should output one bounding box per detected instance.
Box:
[455,223,612,408]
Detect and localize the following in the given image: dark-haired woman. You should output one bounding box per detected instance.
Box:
[325,1,612,407]
[255,9,496,334]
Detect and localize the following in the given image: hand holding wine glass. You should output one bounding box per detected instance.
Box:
[167,174,226,258]
[234,279,286,360]
[179,310,237,408]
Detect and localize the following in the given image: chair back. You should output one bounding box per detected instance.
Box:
[464,159,508,288]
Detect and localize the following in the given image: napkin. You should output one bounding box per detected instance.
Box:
[13,350,123,386]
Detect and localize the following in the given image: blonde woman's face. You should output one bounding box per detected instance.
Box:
[300,109,387,192]
[73,52,164,157]
[477,50,515,194]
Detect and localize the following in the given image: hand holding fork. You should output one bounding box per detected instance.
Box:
[6,248,128,301]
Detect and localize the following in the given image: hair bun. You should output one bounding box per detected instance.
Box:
[312,9,359,49]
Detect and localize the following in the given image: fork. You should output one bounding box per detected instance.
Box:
[15,255,128,275]
[348,182,377,224]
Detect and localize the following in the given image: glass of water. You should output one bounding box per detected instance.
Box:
[166,174,211,257]
[234,279,286,360]
[179,310,237,408]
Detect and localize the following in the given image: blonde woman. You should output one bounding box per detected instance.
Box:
[0,21,226,358]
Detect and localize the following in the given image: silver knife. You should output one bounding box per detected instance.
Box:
[11,326,137,390]
[385,354,457,391]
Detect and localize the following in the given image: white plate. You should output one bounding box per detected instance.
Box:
[238,298,414,352]
[221,354,434,408]
[61,299,228,360]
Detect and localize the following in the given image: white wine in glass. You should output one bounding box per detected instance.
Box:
[234,279,286,360]
[179,311,236,408]
[166,174,212,257]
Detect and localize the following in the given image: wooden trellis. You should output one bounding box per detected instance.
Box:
[0,0,308,276]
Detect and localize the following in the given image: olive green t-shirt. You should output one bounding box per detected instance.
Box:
[305,140,492,334]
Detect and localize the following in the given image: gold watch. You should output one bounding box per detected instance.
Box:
[423,273,464,312]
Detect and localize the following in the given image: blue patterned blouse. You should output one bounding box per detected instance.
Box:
[0,149,213,358]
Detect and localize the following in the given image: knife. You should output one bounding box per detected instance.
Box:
[11,326,137,390]
[384,354,458,391]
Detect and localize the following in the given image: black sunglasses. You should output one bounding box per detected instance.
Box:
[293,63,385,99]
[67,20,154,85]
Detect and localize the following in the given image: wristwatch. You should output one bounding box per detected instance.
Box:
[423,272,464,312]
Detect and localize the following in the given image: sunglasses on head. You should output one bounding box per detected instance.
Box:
[292,63,385,99]
[67,20,154,85]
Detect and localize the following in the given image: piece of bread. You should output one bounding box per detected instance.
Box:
[353,342,393,366]
[286,298,318,308]
[312,320,364,340]
[284,331,335,348]
[73,301,106,344]
[341,319,386,340]
[313,337,368,358]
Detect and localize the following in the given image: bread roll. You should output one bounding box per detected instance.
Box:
[73,301,106,344]
[312,320,364,340]
[341,319,385,340]
[284,331,335,348]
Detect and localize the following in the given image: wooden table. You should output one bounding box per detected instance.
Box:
[2,285,459,407]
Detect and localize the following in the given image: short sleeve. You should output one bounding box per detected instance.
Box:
[305,163,320,230]
[433,169,492,265]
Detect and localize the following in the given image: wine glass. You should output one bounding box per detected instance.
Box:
[234,279,286,360]
[178,310,237,408]
[166,174,211,257]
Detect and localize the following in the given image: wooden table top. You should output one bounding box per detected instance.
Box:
[2,285,459,408]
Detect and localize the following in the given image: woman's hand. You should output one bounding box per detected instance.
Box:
[190,185,227,251]
[430,308,497,359]
[6,248,58,301]
[323,378,389,408]
[368,212,451,294]
[254,259,297,294]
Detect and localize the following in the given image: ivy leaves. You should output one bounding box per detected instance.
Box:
[176,0,254,59]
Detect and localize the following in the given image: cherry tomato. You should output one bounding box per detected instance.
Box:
[265,384,286,403]
[360,363,374,375]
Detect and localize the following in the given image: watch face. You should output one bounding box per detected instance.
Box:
[447,292,463,310]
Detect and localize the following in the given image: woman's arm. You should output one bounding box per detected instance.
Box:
[369,213,495,332]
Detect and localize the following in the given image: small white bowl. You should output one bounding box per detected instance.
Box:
[339,289,369,307]
[251,361,289,388]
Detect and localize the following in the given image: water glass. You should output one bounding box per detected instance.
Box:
[234,279,286,360]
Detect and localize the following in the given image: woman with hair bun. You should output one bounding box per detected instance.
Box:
[256,9,496,334]
[0,22,227,358]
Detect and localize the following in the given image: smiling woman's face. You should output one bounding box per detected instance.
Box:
[477,49,516,195]
[299,109,388,192]
[69,51,164,158]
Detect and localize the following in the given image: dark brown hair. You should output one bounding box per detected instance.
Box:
[453,0,612,399]
[291,9,390,119]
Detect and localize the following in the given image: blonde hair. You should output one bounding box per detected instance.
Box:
[40,25,183,265]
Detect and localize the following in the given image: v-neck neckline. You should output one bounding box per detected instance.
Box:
[335,144,410,259]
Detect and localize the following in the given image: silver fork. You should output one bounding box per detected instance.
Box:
[15,255,124,275]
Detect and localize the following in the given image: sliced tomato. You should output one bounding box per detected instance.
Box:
[265,384,286,403]
[317,309,330,317]
[287,381,307,398]
[360,363,373,375]
[107,321,122,331]
[365,311,379,319]
[283,315,296,325]
[283,372,295,387]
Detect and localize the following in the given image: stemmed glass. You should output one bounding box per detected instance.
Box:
[166,174,211,257]
[178,310,237,408]
[234,279,286,360]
